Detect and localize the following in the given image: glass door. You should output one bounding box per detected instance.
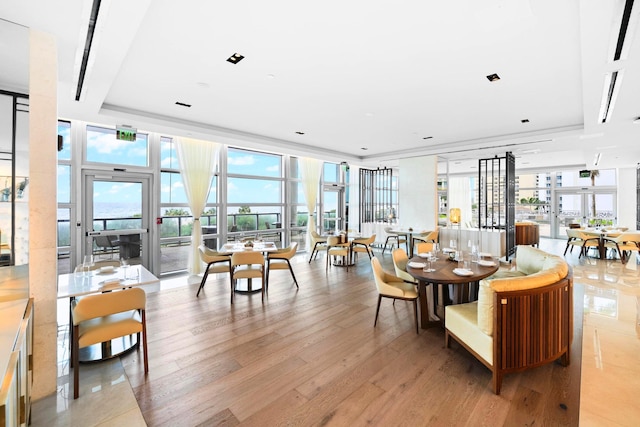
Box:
[321,186,345,234]
[82,170,152,271]
[554,191,617,238]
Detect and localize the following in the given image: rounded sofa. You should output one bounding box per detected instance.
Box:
[444,245,572,394]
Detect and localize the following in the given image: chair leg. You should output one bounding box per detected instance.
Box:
[196,267,210,297]
[141,311,149,373]
[413,299,419,334]
[309,243,318,263]
[286,260,299,288]
[374,295,382,327]
[266,260,270,292]
[563,243,570,256]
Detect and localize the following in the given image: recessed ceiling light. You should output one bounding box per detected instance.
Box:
[423,136,433,140]
[295,131,305,135]
[634,117,640,124]
[227,53,245,64]
[361,147,368,150]
[267,74,275,79]
[486,73,500,82]
[196,82,209,88]
[521,119,530,123]
[175,101,191,108]
[365,112,374,117]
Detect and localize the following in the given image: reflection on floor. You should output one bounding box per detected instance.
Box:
[31,239,640,426]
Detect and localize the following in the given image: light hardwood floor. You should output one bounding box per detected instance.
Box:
[119,247,582,426]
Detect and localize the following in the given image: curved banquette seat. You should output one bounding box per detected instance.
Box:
[445,245,572,394]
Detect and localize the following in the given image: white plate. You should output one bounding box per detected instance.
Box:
[98,266,116,274]
[453,268,474,276]
[99,279,125,289]
[477,260,496,267]
[417,253,430,258]
[478,252,492,258]
[442,248,454,253]
[407,261,426,269]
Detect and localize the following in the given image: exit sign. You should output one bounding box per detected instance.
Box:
[116,125,137,141]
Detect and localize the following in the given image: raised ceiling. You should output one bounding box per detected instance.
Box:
[1,0,639,173]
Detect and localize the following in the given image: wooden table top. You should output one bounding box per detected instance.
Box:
[405,254,499,284]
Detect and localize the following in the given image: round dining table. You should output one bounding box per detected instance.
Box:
[405,253,499,329]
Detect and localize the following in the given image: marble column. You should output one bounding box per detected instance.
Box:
[29,29,58,399]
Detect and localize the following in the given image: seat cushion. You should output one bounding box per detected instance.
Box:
[446,302,493,366]
[78,310,142,348]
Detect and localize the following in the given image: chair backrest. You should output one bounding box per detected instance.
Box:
[231,251,265,268]
[617,232,640,244]
[72,287,146,325]
[392,248,408,272]
[415,242,434,254]
[74,259,120,272]
[566,229,584,239]
[198,244,230,263]
[327,235,341,246]
[270,242,298,260]
[371,257,403,296]
[94,235,113,248]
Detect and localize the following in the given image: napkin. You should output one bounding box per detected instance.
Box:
[453,268,473,276]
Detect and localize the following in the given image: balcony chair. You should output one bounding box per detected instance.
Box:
[94,235,120,259]
[371,257,419,334]
[266,242,299,292]
[351,234,376,263]
[231,251,266,302]
[382,227,407,255]
[196,245,232,299]
[71,287,148,399]
[309,230,328,262]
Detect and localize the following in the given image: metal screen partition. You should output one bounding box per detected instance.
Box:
[359,168,393,228]
[478,152,516,260]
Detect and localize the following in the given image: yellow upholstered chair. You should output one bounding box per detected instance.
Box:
[563,229,599,257]
[391,248,418,285]
[351,234,376,262]
[309,230,328,262]
[196,245,232,298]
[326,235,350,272]
[371,257,419,334]
[71,287,148,399]
[412,229,438,255]
[414,242,434,255]
[382,227,407,254]
[604,232,640,262]
[231,251,266,302]
[266,242,299,291]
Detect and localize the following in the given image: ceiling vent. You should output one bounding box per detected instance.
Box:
[227,53,245,64]
[613,0,636,61]
[599,71,621,123]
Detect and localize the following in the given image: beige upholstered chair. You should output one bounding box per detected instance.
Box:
[309,230,328,262]
[266,242,299,291]
[351,234,376,262]
[414,242,434,255]
[371,257,419,334]
[231,251,266,302]
[604,232,640,262]
[382,227,407,254]
[391,248,418,285]
[326,235,350,272]
[71,287,148,399]
[196,245,232,298]
[563,229,599,257]
[412,229,438,255]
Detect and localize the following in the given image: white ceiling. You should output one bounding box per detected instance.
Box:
[1,0,639,174]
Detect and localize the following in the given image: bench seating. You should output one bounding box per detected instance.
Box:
[445,245,573,394]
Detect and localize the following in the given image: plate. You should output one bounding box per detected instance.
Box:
[98,266,116,274]
[477,260,497,267]
[407,261,426,269]
[442,248,454,253]
[417,253,430,258]
[478,252,492,258]
[99,279,125,289]
[453,268,474,276]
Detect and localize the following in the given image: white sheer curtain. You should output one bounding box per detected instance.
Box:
[176,137,220,275]
[448,176,473,227]
[300,157,323,248]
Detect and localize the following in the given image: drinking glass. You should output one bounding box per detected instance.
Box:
[423,258,434,273]
[82,255,93,275]
[120,257,129,279]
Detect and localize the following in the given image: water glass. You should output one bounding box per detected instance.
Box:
[120,257,129,279]
[82,255,93,275]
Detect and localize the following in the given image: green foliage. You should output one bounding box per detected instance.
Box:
[238,206,251,214]
[164,208,189,216]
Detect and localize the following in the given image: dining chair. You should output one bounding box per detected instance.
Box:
[414,242,434,255]
[371,257,419,334]
[382,227,408,255]
[266,242,299,291]
[563,229,599,257]
[309,230,328,263]
[196,245,232,299]
[326,235,350,272]
[73,259,120,273]
[94,235,120,259]
[351,234,376,263]
[603,232,640,262]
[391,248,418,285]
[71,287,148,399]
[412,229,438,256]
[231,251,266,302]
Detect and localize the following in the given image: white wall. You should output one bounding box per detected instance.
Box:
[617,167,637,229]
[399,156,438,230]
